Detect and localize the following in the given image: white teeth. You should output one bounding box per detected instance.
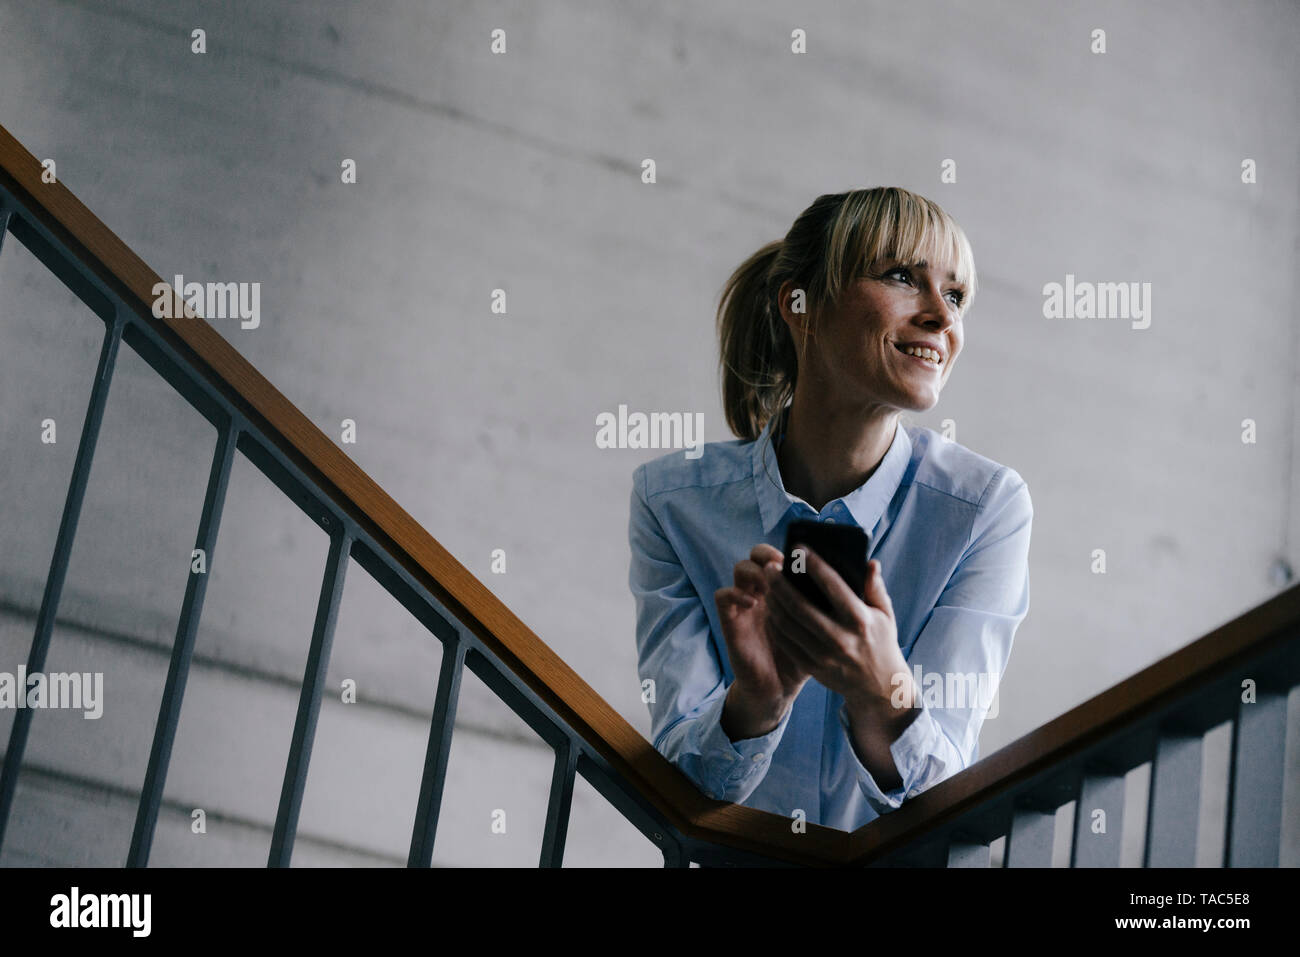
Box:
[899,344,941,364]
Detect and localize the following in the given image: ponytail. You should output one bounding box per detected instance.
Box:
[716,240,800,441]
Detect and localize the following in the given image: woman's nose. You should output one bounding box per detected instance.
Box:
[917,289,955,325]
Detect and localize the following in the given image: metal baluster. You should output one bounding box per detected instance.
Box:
[407,634,467,867]
[1143,730,1202,867]
[886,838,949,867]
[661,839,690,868]
[126,421,237,866]
[1004,802,1055,867]
[0,314,125,854]
[540,739,578,868]
[267,528,351,867]
[947,838,992,867]
[1224,690,1287,867]
[1070,770,1125,867]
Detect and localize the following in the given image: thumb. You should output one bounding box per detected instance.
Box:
[864,560,894,616]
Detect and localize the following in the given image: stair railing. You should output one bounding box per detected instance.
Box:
[0,122,1294,868]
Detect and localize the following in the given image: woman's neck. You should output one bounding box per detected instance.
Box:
[775,396,900,512]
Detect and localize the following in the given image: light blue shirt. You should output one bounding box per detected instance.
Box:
[627,409,1032,830]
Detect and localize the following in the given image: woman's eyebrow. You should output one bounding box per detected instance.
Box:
[912,259,960,283]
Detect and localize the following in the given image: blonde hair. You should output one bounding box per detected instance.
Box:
[716,187,977,440]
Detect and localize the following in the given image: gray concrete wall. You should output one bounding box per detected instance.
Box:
[0,0,1297,866]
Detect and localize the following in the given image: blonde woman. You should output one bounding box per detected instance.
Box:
[628,187,1032,831]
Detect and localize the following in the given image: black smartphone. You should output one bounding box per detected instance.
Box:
[781,519,870,616]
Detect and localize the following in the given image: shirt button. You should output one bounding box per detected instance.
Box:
[823,516,835,524]
[752,752,765,762]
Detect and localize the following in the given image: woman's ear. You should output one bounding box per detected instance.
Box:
[776,279,815,340]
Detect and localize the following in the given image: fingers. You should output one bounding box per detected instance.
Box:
[763,564,839,658]
[769,638,812,685]
[764,606,820,673]
[732,558,771,597]
[733,542,783,599]
[773,545,852,637]
[864,559,895,617]
[799,547,865,623]
[715,586,756,616]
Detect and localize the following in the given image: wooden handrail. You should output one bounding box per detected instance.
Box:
[2,119,1295,867]
[846,578,1300,864]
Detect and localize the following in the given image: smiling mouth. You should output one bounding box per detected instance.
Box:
[893,343,943,370]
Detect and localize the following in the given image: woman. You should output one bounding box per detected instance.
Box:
[627,187,1032,831]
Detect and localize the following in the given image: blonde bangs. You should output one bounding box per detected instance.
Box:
[825,188,978,313]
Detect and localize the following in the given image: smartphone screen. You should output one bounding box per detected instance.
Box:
[781,519,870,616]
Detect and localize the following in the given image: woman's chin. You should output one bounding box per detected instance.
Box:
[899,391,941,413]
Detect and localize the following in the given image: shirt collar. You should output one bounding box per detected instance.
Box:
[750,406,913,535]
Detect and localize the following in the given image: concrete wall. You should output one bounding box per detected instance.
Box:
[0,0,1297,866]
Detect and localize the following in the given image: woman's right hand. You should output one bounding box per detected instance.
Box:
[715,543,810,741]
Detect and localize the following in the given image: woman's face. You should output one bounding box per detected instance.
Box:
[785,256,967,413]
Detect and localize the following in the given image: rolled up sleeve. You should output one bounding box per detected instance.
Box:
[843,466,1033,813]
[628,465,787,803]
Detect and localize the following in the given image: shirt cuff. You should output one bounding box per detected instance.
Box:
[838,700,940,813]
[694,687,793,802]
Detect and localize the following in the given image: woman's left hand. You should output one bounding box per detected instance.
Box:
[762,548,912,713]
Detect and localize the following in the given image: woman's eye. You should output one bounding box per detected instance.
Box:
[883,267,963,308]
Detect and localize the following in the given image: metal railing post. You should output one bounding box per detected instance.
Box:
[267,527,351,866]
[540,738,578,868]
[1070,768,1125,867]
[407,633,467,867]
[1143,729,1202,867]
[1004,800,1056,867]
[1224,690,1288,867]
[127,420,238,866]
[0,312,125,854]
[947,838,992,867]
[661,838,690,868]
